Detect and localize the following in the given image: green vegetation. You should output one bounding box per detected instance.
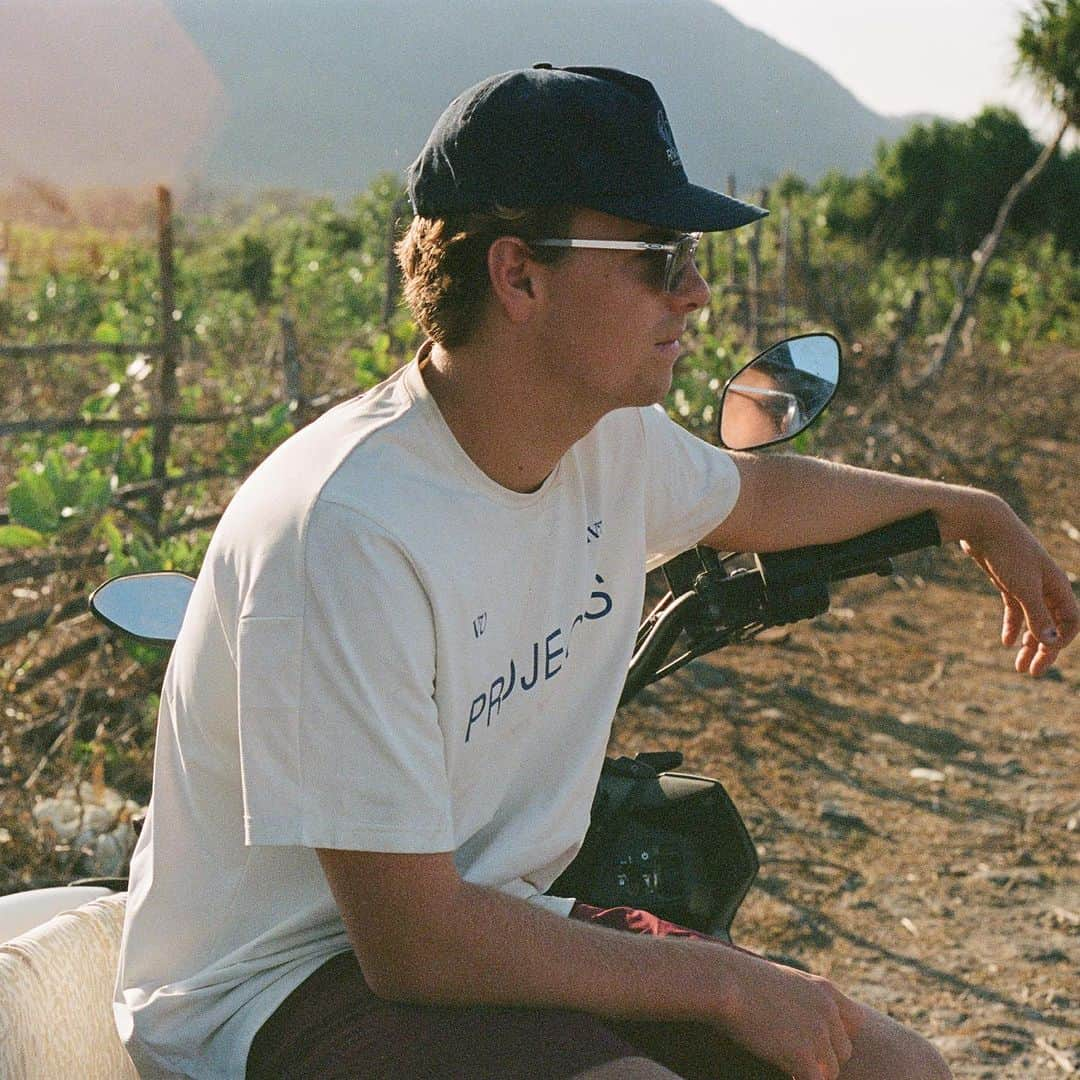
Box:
[816,107,1080,258]
[2,156,1077,561]
[1,48,1078,819]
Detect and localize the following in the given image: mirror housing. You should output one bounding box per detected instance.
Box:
[717,333,841,451]
[89,571,196,645]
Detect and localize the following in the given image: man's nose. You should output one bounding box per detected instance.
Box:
[670,260,710,311]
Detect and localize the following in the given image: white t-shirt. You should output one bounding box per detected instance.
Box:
[114,351,740,1079]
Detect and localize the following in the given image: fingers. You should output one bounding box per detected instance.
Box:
[960,541,1022,646]
[961,539,1077,676]
[1047,570,1080,649]
[740,961,856,1080]
[821,1045,840,1080]
[1014,564,1077,675]
[836,992,866,1043]
[792,1047,839,1080]
[805,984,854,1080]
[1017,630,1064,678]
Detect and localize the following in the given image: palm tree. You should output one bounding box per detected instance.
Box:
[917,0,1079,384]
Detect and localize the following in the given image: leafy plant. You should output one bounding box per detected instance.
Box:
[222,402,295,473]
[6,449,112,542]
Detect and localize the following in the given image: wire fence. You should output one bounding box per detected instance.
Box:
[0,178,918,692]
[0,187,360,690]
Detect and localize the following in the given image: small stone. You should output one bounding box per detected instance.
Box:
[910,767,946,782]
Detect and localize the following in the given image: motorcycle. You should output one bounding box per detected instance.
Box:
[0,332,943,1076]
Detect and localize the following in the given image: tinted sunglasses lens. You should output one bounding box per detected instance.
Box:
[663,235,700,292]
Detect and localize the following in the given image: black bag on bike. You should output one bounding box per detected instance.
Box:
[548,752,758,940]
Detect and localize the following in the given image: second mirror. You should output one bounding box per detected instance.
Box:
[717,333,841,451]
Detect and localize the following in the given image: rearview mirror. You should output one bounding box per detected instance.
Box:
[717,333,841,451]
[89,571,196,645]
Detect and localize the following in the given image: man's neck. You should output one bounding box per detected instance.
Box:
[419,338,602,495]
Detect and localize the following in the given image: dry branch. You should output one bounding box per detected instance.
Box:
[12,633,110,695]
[917,113,1071,386]
[0,596,87,648]
[148,187,181,532]
[0,399,282,438]
[0,342,158,359]
[0,552,103,586]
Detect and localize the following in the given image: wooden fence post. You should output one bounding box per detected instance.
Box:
[778,203,790,338]
[725,175,737,288]
[745,188,767,351]
[280,311,303,420]
[0,220,9,292]
[796,213,852,344]
[148,186,180,535]
[881,287,924,381]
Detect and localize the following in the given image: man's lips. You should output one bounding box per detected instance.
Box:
[656,326,685,348]
[656,328,685,356]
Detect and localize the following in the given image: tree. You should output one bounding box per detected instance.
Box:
[919,0,1079,383]
[816,108,1075,259]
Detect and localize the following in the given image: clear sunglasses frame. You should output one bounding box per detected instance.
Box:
[532,232,702,293]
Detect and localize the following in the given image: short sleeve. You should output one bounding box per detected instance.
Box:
[237,498,454,853]
[639,405,741,571]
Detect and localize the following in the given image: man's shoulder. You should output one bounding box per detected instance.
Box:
[211,365,433,557]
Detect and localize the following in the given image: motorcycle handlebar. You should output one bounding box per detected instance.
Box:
[623,512,944,706]
[755,510,941,590]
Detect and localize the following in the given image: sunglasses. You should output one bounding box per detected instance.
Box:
[726,384,806,431]
[532,232,702,293]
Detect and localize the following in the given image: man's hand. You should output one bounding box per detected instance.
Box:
[717,950,863,1080]
[955,500,1079,677]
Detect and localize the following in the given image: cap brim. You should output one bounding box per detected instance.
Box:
[588,182,767,233]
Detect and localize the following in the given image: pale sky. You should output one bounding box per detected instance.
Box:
[714,0,1063,139]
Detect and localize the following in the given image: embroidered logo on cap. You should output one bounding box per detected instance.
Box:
[657,110,681,168]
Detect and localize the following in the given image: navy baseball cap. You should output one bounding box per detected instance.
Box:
[408,64,767,233]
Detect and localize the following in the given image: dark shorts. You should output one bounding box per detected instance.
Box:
[246,903,787,1080]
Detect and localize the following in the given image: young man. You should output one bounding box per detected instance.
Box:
[115,66,1077,1080]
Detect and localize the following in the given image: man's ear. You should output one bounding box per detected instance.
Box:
[487,236,540,322]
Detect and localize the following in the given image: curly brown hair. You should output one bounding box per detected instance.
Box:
[396,205,574,347]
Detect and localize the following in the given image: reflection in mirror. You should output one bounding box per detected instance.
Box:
[718,333,840,451]
[89,571,195,644]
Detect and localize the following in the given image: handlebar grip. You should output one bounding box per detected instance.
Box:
[756,510,941,589]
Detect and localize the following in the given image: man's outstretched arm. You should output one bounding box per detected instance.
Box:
[703,454,1078,676]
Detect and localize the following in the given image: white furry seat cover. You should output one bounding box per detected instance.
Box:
[0,893,137,1079]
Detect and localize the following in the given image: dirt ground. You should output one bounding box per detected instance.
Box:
[611,346,1080,1077]
[2,341,1077,1076]
[614,566,1078,1077]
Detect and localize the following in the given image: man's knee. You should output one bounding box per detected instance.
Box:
[844,1003,952,1080]
[573,1056,683,1079]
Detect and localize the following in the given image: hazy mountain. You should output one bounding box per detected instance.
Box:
[0,0,920,198]
[169,0,917,197]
